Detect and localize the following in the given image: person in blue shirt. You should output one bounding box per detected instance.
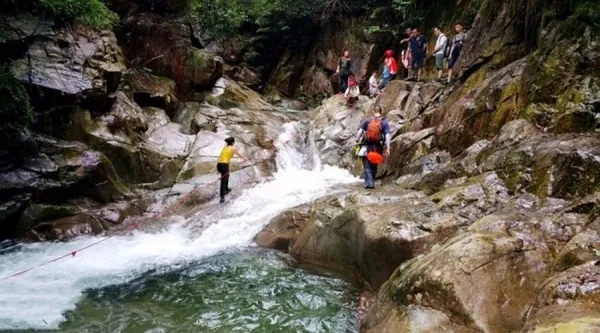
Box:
[408,28,427,82]
[355,106,391,189]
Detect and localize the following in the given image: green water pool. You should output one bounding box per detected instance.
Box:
[15,248,360,333]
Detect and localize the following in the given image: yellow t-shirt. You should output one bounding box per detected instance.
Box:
[218,146,235,164]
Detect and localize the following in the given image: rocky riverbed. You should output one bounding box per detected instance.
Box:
[1,0,600,331]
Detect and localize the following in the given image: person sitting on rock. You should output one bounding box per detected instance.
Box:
[355,106,391,189]
[217,137,250,204]
[345,74,360,107]
[368,71,380,97]
[336,50,352,94]
[447,23,466,85]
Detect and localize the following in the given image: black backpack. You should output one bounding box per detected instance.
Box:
[444,40,452,58]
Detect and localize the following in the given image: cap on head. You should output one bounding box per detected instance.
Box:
[385,49,393,57]
[225,137,235,145]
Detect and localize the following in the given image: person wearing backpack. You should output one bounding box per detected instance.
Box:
[336,50,352,94]
[433,27,448,82]
[355,106,391,189]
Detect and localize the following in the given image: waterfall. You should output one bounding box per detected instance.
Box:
[0,121,359,330]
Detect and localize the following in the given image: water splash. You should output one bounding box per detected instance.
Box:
[0,122,359,330]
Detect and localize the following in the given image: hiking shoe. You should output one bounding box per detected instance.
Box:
[220,198,225,204]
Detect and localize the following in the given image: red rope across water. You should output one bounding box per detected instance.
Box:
[1,142,287,281]
[0,170,233,281]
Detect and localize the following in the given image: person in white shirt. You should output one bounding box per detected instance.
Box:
[433,27,448,82]
[368,71,379,97]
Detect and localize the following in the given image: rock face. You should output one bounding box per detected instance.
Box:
[119,13,223,94]
[6,16,126,97]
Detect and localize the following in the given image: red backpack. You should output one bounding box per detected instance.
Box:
[366,118,383,143]
[389,57,398,75]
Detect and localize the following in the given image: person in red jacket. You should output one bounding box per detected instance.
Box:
[378,50,398,91]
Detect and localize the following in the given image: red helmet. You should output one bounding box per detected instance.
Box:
[385,50,394,57]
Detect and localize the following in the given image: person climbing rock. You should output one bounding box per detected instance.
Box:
[217,137,250,204]
[336,50,352,94]
[433,26,448,82]
[408,28,427,82]
[448,23,466,84]
[355,106,391,189]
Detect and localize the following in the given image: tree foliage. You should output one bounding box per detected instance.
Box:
[0,67,34,129]
[38,0,118,28]
[189,0,358,39]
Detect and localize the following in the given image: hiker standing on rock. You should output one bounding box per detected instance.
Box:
[448,23,466,84]
[355,106,391,189]
[217,137,250,204]
[400,28,413,79]
[336,50,352,94]
[408,28,427,82]
[433,26,448,82]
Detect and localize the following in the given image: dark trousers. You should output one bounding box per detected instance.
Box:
[339,73,349,94]
[362,157,378,188]
[216,163,230,199]
[362,144,382,188]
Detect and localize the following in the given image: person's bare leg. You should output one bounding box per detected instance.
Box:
[417,68,422,82]
[448,69,453,83]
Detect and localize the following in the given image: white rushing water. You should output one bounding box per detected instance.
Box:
[0,122,359,330]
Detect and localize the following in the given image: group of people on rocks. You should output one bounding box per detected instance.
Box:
[336,23,467,103]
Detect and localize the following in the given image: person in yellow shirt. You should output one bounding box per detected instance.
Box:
[217,137,250,203]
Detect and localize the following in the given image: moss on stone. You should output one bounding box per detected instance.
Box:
[531,317,600,333]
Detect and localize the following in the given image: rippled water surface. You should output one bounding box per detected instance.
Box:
[10,249,359,333]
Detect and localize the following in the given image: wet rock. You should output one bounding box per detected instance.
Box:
[311,95,375,170]
[209,77,275,111]
[223,64,260,88]
[10,23,125,96]
[258,188,462,289]
[0,134,131,239]
[363,232,548,333]
[522,262,600,333]
[128,69,179,113]
[522,22,600,134]
[144,107,171,135]
[429,58,526,155]
[120,14,222,93]
[480,132,600,199]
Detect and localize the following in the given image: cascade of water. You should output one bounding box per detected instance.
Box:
[0,121,359,330]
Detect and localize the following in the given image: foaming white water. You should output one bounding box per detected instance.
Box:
[0,122,358,330]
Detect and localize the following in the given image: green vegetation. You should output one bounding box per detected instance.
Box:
[38,0,118,28]
[0,67,34,129]
[189,0,326,39]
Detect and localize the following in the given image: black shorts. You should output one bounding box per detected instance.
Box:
[411,54,425,69]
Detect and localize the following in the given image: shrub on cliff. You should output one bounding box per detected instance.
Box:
[38,0,118,28]
[0,67,34,129]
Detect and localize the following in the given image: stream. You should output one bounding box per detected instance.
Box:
[0,122,361,332]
